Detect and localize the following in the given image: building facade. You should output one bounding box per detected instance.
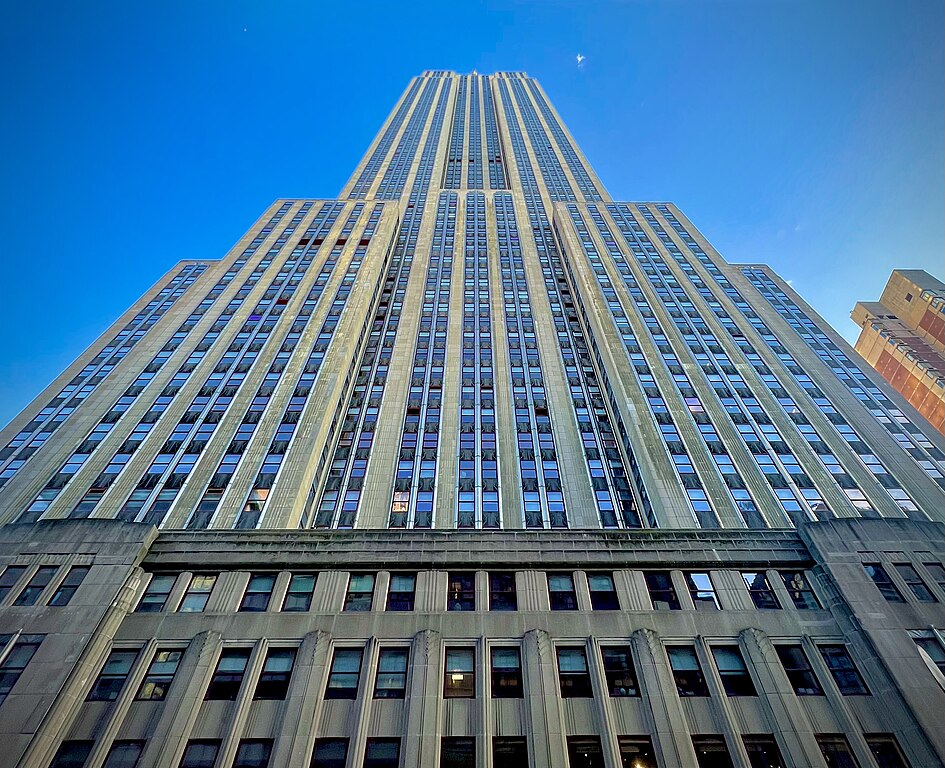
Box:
[0,71,944,768]
[852,270,945,435]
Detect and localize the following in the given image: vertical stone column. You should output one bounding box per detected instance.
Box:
[522,629,568,768]
[402,630,442,768]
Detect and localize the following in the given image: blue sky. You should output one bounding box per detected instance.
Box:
[0,0,942,427]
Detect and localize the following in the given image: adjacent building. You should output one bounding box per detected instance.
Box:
[852,269,945,435]
[1,71,943,768]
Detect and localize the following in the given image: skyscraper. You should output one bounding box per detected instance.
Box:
[1,71,943,768]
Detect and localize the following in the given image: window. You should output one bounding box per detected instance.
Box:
[254,648,295,699]
[310,739,348,768]
[692,736,734,768]
[866,735,911,768]
[742,572,780,609]
[326,647,363,699]
[48,566,91,606]
[0,565,27,602]
[386,573,416,611]
[102,741,145,768]
[557,647,592,697]
[448,572,476,611]
[618,737,657,768]
[645,571,680,610]
[444,648,475,698]
[344,573,375,611]
[567,736,605,768]
[240,573,276,612]
[179,574,216,612]
[775,645,823,695]
[863,564,905,603]
[205,648,251,700]
[493,738,528,768]
[893,564,936,602]
[13,566,58,606]
[374,648,408,699]
[548,572,578,610]
[668,646,709,697]
[588,573,619,610]
[179,740,220,768]
[779,571,820,609]
[742,736,785,768]
[88,648,138,701]
[686,572,719,610]
[282,573,316,612]
[234,740,272,768]
[817,735,861,768]
[601,646,638,697]
[712,646,756,696]
[0,633,44,704]
[819,645,868,695]
[491,647,523,698]
[914,637,945,676]
[136,648,184,700]
[923,562,945,593]
[49,741,94,768]
[136,574,176,613]
[363,739,400,768]
[441,738,475,768]
[489,572,517,611]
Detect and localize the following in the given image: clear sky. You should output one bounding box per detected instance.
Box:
[0,0,942,428]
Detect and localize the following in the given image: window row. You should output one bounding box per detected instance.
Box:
[0,564,90,608]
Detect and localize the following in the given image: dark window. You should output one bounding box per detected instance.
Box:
[618,737,657,768]
[667,646,709,697]
[88,648,138,701]
[344,573,375,612]
[601,646,639,697]
[742,572,780,609]
[374,648,408,699]
[863,564,905,603]
[493,738,528,767]
[548,572,578,610]
[254,647,295,700]
[588,573,620,610]
[489,572,517,611]
[491,647,523,698]
[817,735,861,768]
[233,740,272,768]
[282,573,316,612]
[441,738,475,768]
[179,574,216,612]
[136,648,184,701]
[686,572,720,610]
[50,741,94,768]
[743,736,785,768]
[48,566,91,607]
[819,646,868,695]
[692,736,735,768]
[448,572,476,611]
[179,740,220,768]
[326,647,363,699]
[557,647,592,697]
[205,648,251,700]
[0,633,44,704]
[915,637,945,675]
[363,739,400,768]
[386,573,416,611]
[712,646,756,696]
[645,571,680,610]
[775,645,823,695]
[567,736,605,768]
[444,648,475,698]
[13,566,58,606]
[893,564,936,602]
[866,735,911,768]
[779,571,820,609]
[923,562,945,593]
[0,566,28,602]
[136,574,176,613]
[310,739,348,768]
[102,741,145,768]
[240,573,276,612]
